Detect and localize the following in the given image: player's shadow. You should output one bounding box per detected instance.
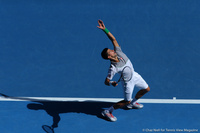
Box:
[0,93,115,132]
[27,100,114,128]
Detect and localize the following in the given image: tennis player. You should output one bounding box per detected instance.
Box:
[97,20,150,122]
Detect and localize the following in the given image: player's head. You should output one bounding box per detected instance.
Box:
[101,48,109,60]
[101,48,117,60]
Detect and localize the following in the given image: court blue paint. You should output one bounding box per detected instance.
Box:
[0,0,200,133]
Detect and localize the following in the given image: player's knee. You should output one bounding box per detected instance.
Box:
[146,86,150,92]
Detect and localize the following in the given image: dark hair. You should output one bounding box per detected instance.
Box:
[101,48,109,60]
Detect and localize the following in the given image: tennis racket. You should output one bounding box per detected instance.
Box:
[110,66,133,85]
[42,125,54,133]
[117,66,133,83]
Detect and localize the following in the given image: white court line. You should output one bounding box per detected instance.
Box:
[0,96,200,104]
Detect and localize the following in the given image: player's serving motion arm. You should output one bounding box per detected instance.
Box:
[97,20,119,47]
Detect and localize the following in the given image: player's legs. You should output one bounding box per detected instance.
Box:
[134,72,150,99]
[106,79,134,111]
[135,86,150,99]
[101,81,133,122]
[113,100,131,109]
[127,72,150,109]
[108,77,137,110]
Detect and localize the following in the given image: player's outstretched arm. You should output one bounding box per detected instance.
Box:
[97,20,119,47]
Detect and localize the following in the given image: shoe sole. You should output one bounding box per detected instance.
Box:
[127,105,144,109]
[101,112,117,122]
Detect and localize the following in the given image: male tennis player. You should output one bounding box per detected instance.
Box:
[97,20,150,122]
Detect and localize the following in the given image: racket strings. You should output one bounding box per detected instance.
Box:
[122,66,132,82]
[42,125,54,133]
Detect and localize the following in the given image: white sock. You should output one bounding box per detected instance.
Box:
[130,98,138,105]
[108,106,114,113]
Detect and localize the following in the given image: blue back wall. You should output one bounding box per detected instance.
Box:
[0,0,200,99]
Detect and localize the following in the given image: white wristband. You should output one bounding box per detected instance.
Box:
[109,81,114,85]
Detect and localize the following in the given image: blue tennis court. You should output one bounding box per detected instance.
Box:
[0,0,200,132]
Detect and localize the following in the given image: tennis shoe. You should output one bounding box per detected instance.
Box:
[126,102,144,109]
[101,110,117,122]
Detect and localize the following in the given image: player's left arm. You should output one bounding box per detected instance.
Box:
[97,20,119,48]
[105,66,118,87]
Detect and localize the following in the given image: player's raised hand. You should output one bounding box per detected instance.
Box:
[97,20,106,30]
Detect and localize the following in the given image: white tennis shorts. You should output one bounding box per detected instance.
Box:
[121,71,148,101]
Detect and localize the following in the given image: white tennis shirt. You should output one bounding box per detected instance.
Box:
[107,46,134,80]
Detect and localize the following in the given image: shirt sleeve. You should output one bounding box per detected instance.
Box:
[114,46,122,52]
[106,64,117,80]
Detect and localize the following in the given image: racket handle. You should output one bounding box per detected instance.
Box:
[109,81,114,85]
